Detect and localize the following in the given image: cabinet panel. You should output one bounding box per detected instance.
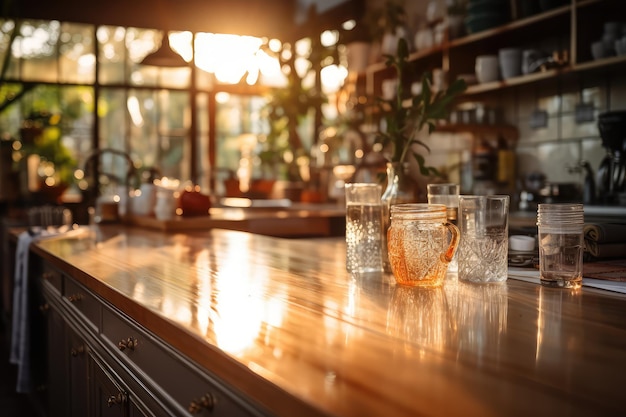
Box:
[42,263,63,295]
[68,328,89,417]
[63,276,100,332]
[101,305,266,417]
[46,302,70,417]
[89,353,128,417]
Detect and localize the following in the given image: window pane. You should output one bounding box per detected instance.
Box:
[155,89,190,180]
[59,22,95,84]
[126,89,190,182]
[215,94,268,175]
[196,92,210,190]
[98,88,129,182]
[10,85,91,187]
[0,19,19,80]
[0,83,25,137]
[17,20,59,82]
[97,25,126,84]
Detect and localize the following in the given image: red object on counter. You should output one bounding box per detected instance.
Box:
[179,186,211,217]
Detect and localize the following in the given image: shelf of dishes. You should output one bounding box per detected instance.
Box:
[361,0,623,98]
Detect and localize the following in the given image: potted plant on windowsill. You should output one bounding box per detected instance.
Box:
[260,35,333,201]
[20,111,76,203]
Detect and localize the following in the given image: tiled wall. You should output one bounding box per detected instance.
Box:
[506,71,626,186]
[424,70,626,199]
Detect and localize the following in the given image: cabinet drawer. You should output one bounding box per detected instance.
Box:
[63,277,100,331]
[41,263,63,295]
[101,306,266,417]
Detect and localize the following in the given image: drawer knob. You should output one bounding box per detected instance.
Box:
[70,345,85,357]
[39,303,49,313]
[42,272,52,280]
[106,392,126,407]
[118,337,138,351]
[66,294,83,302]
[189,393,215,413]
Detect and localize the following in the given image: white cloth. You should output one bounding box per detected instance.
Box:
[9,227,74,393]
[10,231,37,393]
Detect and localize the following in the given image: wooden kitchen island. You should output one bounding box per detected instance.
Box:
[22,225,626,417]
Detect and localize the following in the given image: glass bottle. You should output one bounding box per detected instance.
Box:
[381,161,419,272]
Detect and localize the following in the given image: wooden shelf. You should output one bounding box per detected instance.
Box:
[360,0,624,101]
[435,123,519,140]
[448,4,571,49]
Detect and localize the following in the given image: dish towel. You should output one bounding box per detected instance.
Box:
[584,223,626,259]
[10,231,38,393]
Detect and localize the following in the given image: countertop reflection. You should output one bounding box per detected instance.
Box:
[32,225,626,417]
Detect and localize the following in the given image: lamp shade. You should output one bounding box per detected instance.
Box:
[140,33,188,67]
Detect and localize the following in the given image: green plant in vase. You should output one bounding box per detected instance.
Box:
[375,37,466,271]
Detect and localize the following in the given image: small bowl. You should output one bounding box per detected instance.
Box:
[509,235,536,252]
[465,12,508,34]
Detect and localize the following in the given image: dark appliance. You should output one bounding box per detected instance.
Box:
[597,111,626,204]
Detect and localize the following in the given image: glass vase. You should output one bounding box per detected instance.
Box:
[381,161,419,272]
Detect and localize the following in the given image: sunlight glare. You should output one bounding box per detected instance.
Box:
[127,96,144,127]
[195,33,264,84]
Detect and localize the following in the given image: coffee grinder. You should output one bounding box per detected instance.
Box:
[597,111,626,204]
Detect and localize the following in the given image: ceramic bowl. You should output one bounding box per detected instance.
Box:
[465,12,508,34]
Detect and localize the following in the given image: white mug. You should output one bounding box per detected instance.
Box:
[475,55,499,83]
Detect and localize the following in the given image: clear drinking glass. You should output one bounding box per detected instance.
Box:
[427,183,460,224]
[427,183,460,274]
[345,183,384,273]
[537,203,584,289]
[457,195,510,284]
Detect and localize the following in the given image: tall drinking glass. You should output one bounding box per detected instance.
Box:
[428,183,460,274]
[457,195,510,284]
[345,183,384,273]
[427,183,460,224]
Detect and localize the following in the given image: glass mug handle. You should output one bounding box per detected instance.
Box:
[442,222,460,263]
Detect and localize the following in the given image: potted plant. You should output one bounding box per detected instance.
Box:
[375,37,466,270]
[20,111,76,203]
[260,36,332,200]
[375,38,466,181]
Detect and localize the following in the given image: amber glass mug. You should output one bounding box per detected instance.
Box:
[387,204,460,287]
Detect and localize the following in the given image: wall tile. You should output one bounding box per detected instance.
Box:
[535,141,581,183]
[581,138,607,176]
[560,113,600,138]
[515,145,541,178]
[517,115,559,143]
[537,83,560,115]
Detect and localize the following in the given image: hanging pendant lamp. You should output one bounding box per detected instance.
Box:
[140,32,188,67]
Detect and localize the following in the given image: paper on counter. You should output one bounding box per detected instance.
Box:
[508,267,626,295]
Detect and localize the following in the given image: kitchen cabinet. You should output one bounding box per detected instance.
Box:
[21,225,626,417]
[37,257,270,417]
[364,0,625,101]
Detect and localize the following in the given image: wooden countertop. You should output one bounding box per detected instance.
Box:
[125,203,346,237]
[31,226,626,417]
